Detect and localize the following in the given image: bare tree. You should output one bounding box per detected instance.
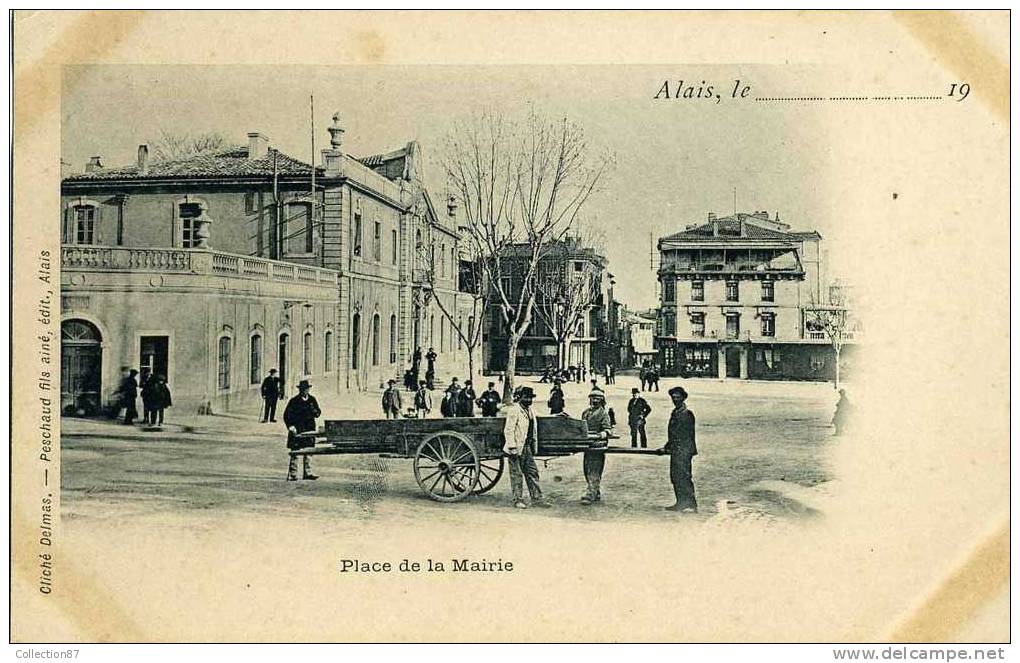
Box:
[443,110,613,401]
[807,286,852,389]
[149,129,228,162]
[414,209,490,385]
[532,237,604,370]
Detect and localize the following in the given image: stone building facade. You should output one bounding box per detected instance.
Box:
[655,211,853,381]
[60,119,475,416]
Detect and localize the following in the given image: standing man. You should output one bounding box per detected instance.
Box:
[458,379,477,417]
[639,364,648,391]
[284,378,320,481]
[139,368,154,425]
[441,381,460,418]
[648,365,660,392]
[606,363,615,385]
[627,387,652,448]
[382,379,403,419]
[414,380,433,418]
[425,347,438,386]
[477,381,501,417]
[503,386,549,509]
[661,385,697,512]
[832,388,851,436]
[118,368,139,425]
[149,374,172,427]
[260,368,282,423]
[580,388,613,505]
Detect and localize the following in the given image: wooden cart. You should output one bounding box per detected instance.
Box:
[291,415,652,502]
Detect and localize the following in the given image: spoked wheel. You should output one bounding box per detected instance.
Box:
[472,456,505,495]
[414,431,480,502]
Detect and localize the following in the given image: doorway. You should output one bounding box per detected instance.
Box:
[278,333,289,395]
[61,319,103,416]
[725,347,741,378]
[140,335,169,380]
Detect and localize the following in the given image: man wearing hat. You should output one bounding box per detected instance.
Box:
[382,378,403,419]
[661,385,697,512]
[502,386,549,509]
[260,368,282,423]
[580,387,613,505]
[283,378,320,481]
[627,387,653,448]
[477,382,501,417]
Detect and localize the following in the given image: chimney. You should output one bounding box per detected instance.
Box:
[247,132,269,160]
[327,112,345,151]
[85,156,103,173]
[137,144,149,174]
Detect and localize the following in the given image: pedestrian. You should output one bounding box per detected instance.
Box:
[382,379,403,419]
[414,380,432,418]
[574,365,582,384]
[117,368,139,425]
[639,364,648,391]
[832,388,851,436]
[260,368,282,423]
[139,367,154,424]
[284,378,320,481]
[425,366,436,391]
[627,387,652,448]
[589,378,598,392]
[660,385,697,512]
[503,386,550,509]
[580,387,613,505]
[580,364,587,382]
[547,380,565,415]
[440,384,460,418]
[477,381,501,417]
[149,374,172,427]
[606,364,615,385]
[426,346,438,376]
[648,366,660,392]
[458,379,477,417]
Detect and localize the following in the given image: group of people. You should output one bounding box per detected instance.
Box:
[395,378,502,419]
[502,382,698,512]
[404,346,439,391]
[638,362,661,391]
[538,363,616,386]
[113,366,172,427]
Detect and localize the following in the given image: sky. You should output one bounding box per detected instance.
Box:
[63,64,849,310]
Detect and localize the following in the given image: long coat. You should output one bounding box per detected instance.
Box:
[457,387,476,417]
[502,403,538,455]
[627,396,652,424]
[261,376,282,401]
[477,390,501,417]
[283,394,321,449]
[665,406,697,456]
[382,387,403,413]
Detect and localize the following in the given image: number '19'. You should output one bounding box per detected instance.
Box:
[948,83,970,101]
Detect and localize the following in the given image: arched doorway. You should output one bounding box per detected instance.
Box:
[278,333,289,396]
[61,319,102,416]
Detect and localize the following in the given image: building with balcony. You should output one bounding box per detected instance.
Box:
[656,211,850,381]
[60,117,476,415]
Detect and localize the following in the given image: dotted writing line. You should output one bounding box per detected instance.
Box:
[756,95,943,102]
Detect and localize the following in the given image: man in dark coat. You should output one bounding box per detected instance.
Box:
[284,379,320,481]
[457,379,477,417]
[117,368,139,425]
[627,387,652,448]
[661,385,697,512]
[382,379,403,419]
[547,381,565,415]
[149,375,172,427]
[477,382,501,417]
[260,369,282,423]
[139,368,154,424]
[411,347,423,386]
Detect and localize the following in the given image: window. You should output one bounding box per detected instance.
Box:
[761,313,776,337]
[691,312,705,338]
[500,276,512,297]
[726,313,740,339]
[373,220,381,261]
[573,262,583,273]
[692,281,704,302]
[663,278,675,303]
[324,330,333,372]
[351,313,361,370]
[440,245,446,278]
[73,205,96,244]
[757,348,781,370]
[761,281,775,302]
[726,281,739,302]
[353,210,363,257]
[389,314,397,364]
[302,331,312,375]
[244,193,257,214]
[217,336,231,390]
[286,202,313,254]
[391,229,398,264]
[372,314,381,365]
[179,202,202,248]
[468,316,475,343]
[249,334,262,385]
[661,311,676,336]
[810,355,826,371]
[452,251,457,278]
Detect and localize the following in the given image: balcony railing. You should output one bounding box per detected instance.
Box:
[61,245,339,286]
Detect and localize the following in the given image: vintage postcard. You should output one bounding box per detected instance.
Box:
[10,10,1010,644]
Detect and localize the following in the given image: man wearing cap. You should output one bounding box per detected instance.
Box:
[661,385,697,512]
[627,387,652,448]
[382,379,402,419]
[580,387,613,505]
[260,368,282,423]
[284,378,320,481]
[502,386,550,509]
[477,382,501,417]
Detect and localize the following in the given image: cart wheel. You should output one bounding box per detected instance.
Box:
[414,431,480,502]
[472,457,505,495]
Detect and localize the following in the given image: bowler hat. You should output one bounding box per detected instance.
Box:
[669,386,688,400]
[298,379,313,390]
[514,386,536,400]
[631,387,639,394]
